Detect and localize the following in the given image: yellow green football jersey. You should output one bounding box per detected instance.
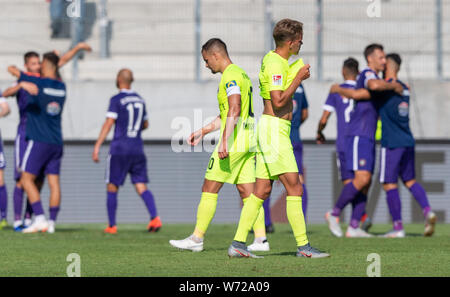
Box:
[286,58,305,87]
[259,51,290,100]
[217,64,255,152]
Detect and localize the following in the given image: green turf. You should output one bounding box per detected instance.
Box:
[0,223,449,277]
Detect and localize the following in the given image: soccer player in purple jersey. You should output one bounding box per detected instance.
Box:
[2,42,92,231]
[0,95,11,229]
[317,58,372,233]
[377,54,436,237]
[8,52,67,233]
[92,69,160,234]
[325,44,403,238]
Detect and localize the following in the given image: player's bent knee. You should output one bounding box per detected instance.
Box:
[107,183,119,193]
[404,179,416,189]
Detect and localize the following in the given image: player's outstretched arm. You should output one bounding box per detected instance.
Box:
[0,101,10,118]
[58,42,92,68]
[2,83,21,98]
[7,66,21,78]
[92,118,115,163]
[330,84,370,101]
[187,115,220,146]
[218,94,241,160]
[271,64,310,110]
[316,110,331,144]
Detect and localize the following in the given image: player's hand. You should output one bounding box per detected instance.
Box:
[19,82,38,95]
[187,130,203,146]
[330,84,340,94]
[92,146,100,163]
[393,82,404,95]
[316,131,326,144]
[297,64,311,81]
[76,42,92,52]
[218,139,229,159]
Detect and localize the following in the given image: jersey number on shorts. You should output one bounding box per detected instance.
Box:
[208,158,214,170]
[126,102,144,138]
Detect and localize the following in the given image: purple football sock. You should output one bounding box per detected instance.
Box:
[386,188,402,223]
[332,182,359,216]
[30,201,44,216]
[141,190,158,219]
[263,198,272,226]
[25,199,33,219]
[350,192,367,228]
[13,186,24,221]
[0,185,7,219]
[302,184,308,216]
[409,183,431,217]
[49,206,60,221]
[393,220,403,231]
[107,191,118,227]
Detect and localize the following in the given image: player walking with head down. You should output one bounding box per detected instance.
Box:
[228,19,329,258]
[169,38,264,252]
[93,69,161,234]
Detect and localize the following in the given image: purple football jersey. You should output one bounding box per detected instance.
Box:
[107,89,148,155]
[347,68,380,140]
[16,86,30,136]
[323,80,356,152]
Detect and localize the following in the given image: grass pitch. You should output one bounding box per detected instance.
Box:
[0,223,449,277]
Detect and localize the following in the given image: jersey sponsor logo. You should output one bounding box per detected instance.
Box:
[398,101,409,117]
[272,75,283,86]
[43,88,66,97]
[46,101,62,116]
[225,80,237,89]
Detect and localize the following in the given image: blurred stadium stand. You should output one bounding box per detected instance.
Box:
[0,0,449,81]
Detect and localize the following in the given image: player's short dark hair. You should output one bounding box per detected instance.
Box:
[43,52,61,78]
[364,43,384,61]
[42,52,60,68]
[386,53,402,68]
[343,57,359,76]
[273,18,303,47]
[201,38,228,56]
[24,51,39,64]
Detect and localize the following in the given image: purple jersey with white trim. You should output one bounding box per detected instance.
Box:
[323,80,356,152]
[347,68,379,140]
[107,90,148,155]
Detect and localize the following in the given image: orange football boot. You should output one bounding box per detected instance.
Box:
[104,225,117,234]
[147,216,162,232]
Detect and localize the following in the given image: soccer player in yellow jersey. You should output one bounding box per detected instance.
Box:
[169,38,265,252]
[228,19,330,258]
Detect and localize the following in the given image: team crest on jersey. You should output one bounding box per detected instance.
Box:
[359,159,366,167]
[398,101,409,117]
[272,75,283,86]
[46,101,61,116]
[226,80,237,89]
[292,99,298,113]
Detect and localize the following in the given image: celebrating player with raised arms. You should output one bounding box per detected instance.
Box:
[8,52,67,233]
[93,69,160,234]
[377,53,436,237]
[326,44,403,238]
[228,19,329,258]
[169,38,261,252]
[0,94,11,229]
[2,42,92,231]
